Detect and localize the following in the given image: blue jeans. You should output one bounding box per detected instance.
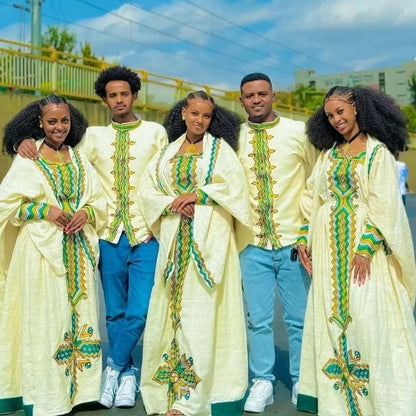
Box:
[240,245,309,384]
[99,233,158,374]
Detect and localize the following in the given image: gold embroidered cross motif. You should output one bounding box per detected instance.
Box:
[54,313,101,402]
[322,333,369,416]
[153,338,201,409]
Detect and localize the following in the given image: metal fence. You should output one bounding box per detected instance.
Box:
[0,37,310,118]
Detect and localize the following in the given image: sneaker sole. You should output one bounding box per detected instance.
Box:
[98,398,113,409]
[244,397,274,413]
[115,399,136,408]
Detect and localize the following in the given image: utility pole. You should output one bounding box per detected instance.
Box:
[27,0,44,96]
[29,0,44,53]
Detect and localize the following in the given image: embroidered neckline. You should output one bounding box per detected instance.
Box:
[248,111,280,130]
[111,119,142,131]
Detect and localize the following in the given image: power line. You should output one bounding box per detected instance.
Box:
[73,0,297,75]
[118,0,304,71]
[39,10,250,78]
[0,0,252,79]
[181,0,348,72]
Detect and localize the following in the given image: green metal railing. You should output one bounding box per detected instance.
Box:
[0,38,310,118]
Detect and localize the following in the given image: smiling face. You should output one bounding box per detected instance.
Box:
[324,96,359,139]
[40,103,71,147]
[240,79,275,123]
[181,97,214,141]
[102,80,137,123]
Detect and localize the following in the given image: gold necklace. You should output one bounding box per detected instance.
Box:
[184,136,203,153]
[43,140,65,162]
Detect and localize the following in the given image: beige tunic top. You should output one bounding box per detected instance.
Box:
[236,114,318,251]
[77,119,168,245]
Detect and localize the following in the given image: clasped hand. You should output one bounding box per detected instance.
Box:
[48,206,88,234]
[170,193,196,218]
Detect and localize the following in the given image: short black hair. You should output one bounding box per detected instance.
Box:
[94,65,141,98]
[240,73,272,89]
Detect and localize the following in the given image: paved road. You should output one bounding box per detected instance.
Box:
[13,194,416,416]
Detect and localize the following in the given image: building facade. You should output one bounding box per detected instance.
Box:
[295,60,416,106]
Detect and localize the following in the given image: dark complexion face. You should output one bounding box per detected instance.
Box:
[40,103,71,147]
[324,96,359,140]
[182,98,214,142]
[240,79,275,123]
[102,80,137,123]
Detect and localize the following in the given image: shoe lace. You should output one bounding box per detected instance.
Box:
[250,380,271,397]
[119,374,140,394]
[104,370,119,395]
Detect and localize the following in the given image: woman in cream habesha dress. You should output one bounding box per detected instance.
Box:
[139,91,251,416]
[296,86,416,416]
[0,95,106,416]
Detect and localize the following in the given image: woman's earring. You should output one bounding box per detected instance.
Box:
[354,110,357,115]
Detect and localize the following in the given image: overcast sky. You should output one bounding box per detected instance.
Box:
[0,0,415,91]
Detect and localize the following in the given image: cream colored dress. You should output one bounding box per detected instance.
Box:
[0,147,107,416]
[297,137,416,416]
[139,133,251,416]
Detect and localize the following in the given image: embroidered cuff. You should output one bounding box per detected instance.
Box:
[18,201,51,220]
[162,205,171,216]
[356,223,385,259]
[297,220,309,246]
[195,189,217,205]
[81,205,96,226]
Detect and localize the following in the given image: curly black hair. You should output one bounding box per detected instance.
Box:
[94,65,141,98]
[163,90,243,151]
[306,86,408,154]
[2,94,88,156]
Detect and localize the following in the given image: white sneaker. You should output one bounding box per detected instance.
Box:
[114,374,139,408]
[291,381,299,406]
[244,379,274,413]
[99,366,119,408]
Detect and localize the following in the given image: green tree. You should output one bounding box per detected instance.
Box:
[293,84,325,111]
[80,41,101,67]
[42,25,77,56]
[41,26,102,68]
[403,105,416,133]
[408,74,416,106]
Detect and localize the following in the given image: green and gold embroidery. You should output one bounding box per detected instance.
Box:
[248,117,281,248]
[297,219,309,246]
[322,333,369,416]
[108,120,141,244]
[153,338,201,409]
[54,311,101,402]
[35,151,101,403]
[18,201,50,220]
[357,223,385,258]
[153,139,223,407]
[324,149,369,415]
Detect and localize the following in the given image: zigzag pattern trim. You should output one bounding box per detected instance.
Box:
[249,127,280,248]
[18,201,50,220]
[357,223,384,258]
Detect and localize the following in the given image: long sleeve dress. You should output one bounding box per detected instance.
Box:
[296,136,416,416]
[139,133,251,416]
[0,145,107,416]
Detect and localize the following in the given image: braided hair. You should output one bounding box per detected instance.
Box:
[306,86,408,153]
[163,90,242,150]
[3,94,88,156]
